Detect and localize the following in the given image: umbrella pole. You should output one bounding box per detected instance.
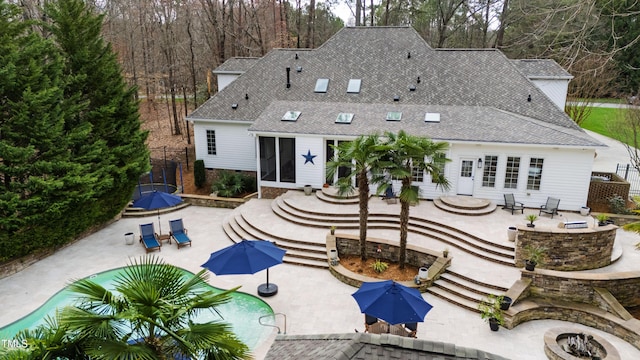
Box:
[157,209,162,234]
[266,268,270,288]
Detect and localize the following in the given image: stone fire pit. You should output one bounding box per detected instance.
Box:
[544,327,620,360]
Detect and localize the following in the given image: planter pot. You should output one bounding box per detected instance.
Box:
[489,318,500,331]
[303,185,313,195]
[418,267,428,280]
[507,227,517,242]
[124,232,135,245]
[500,296,512,310]
[525,260,536,271]
[580,206,590,216]
[526,223,535,228]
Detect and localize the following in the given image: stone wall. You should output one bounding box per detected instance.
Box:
[260,186,291,199]
[180,193,253,208]
[334,234,441,268]
[515,224,616,270]
[521,269,640,308]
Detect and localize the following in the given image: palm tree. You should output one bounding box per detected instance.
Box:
[56,256,250,360]
[326,134,386,261]
[381,131,451,268]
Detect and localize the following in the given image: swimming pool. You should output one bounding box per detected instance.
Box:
[0,267,275,351]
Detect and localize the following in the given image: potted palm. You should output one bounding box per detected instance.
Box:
[525,214,538,228]
[523,244,547,271]
[479,294,505,331]
[595,214,610,226]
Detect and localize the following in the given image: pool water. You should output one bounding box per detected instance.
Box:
[0,267,275,351]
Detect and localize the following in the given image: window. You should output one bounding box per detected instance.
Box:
[424,113,440,122]
[279,138,296,183]
[412,166,424,182]
[504,156,520,189]
[347,79,361,93]
[527,158,544,190]
[386,111,402,121]
[206,130,216,155]
[259,137,276,181]
[314,78,329,93]
[336,113,354,124]
[482,155,498,187]
[282,111,301,121]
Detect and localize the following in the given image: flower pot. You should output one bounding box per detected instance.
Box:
[526,223,535,228]
[525,260,536,271]
[500,296,512,310]
[418,267,428,280]
[489,318,500,331]
[580,206,590,216]
[507,227,517,242]
[124,232,134,245]
[303,185,313,195]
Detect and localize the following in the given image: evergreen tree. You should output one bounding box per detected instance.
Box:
[44,0,149,225]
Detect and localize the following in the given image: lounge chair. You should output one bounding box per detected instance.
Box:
[382,186,397,204]
[169,219,192,249]
[539,197,560,218]
[139,223,161,253]
[503,194,524,214]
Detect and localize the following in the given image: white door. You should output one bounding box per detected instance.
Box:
[457,159,475,195]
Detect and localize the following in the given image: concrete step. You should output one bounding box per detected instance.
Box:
[433,198,497,216]
[439,272,509,296]
[122,202,191,217]
[315,190,361,204]
[427,285,481,314]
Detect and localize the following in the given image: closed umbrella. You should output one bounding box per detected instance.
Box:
[202,240,286,297]
[132,190,183,234]
[352,280,433,325]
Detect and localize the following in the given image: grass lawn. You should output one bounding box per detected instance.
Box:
[580,107,632,145]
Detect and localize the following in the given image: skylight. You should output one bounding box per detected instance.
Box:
[386,112,402,121]
[282,111,301,121]
[336,113,354,124]
[424,113,440,123]
[315,78,329,93]
[347,79,361,93]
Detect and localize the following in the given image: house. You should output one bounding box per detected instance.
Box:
[187,26,604,210]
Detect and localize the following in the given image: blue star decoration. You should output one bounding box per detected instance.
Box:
[302,150,317,165]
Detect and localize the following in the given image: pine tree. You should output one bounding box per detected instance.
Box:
[44,0,149,223]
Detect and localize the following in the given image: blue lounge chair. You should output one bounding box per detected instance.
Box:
[169,219,192,249]
[139,223,161,253]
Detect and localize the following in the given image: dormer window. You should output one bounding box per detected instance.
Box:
[314,78,329,93]
[282,111,301,121]
[336,113,354,124]
[347,79,361,93]
[386,111,402,121]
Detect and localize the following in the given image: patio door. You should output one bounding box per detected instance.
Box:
[457,159,475,195]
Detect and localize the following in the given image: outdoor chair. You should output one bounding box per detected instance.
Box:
[364,314,378,332]
[139,223,161,253]
[404,322,418,338]
[389,324,412,337]
[539,197,560,218]
[503,194,524,214]
[169,219,192,249]
[382,186,397,204]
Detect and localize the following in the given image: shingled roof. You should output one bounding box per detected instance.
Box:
[263,333,510,360]
[188,26,601,147]
[511,59,573,79]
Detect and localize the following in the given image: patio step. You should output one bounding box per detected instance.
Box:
[433,197,497,216]
[274,196,515,266]
[427,270,508,313]
[122,202,191,217]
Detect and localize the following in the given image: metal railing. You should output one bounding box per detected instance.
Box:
[259,313,287,334]
[616,163,640,196]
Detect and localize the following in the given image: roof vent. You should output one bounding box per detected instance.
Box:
[295,53,299,60]
[409,85,416,92]
[231,103,238,109]
[245,93,249,100]
[527,94,532,102]
[424,113,440,123]
[296,66,302,72]
[393,95,400,102]
[417,76,421,84]
[286,67,291,89]
[407,51,411,59]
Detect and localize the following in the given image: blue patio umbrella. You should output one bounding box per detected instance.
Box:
[351,280,433,325]
[202,240,286,297]
[132,190,183,234]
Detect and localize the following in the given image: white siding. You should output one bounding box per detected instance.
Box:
[193,121,256,171]
[448,143,595,211]
[217,74,240,91]
[531,79,570,110]
[295,137,324,188]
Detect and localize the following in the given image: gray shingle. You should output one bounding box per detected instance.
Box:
[213,57,260,73]
[511,59,573,79]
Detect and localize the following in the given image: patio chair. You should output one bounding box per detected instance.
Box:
[404,322,418,338]
[382,185,397,204]
[389,324,411,337]
[539,197,560,218]
[503,194,524,214]
[139,223,161,253]
[364,314,378,333]
[169,219,192,249]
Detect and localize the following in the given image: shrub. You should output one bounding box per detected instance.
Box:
[608,194,631,214]
[241,174,257,193]
[372,260,388,273]
[194,160,206,188]
[212,171,244,197]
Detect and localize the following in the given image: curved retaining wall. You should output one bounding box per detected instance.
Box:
[515,224,616,271]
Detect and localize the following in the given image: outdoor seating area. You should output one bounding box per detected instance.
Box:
[363,315,417,338]
[139,223,161,253]
[169,219,192,248]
